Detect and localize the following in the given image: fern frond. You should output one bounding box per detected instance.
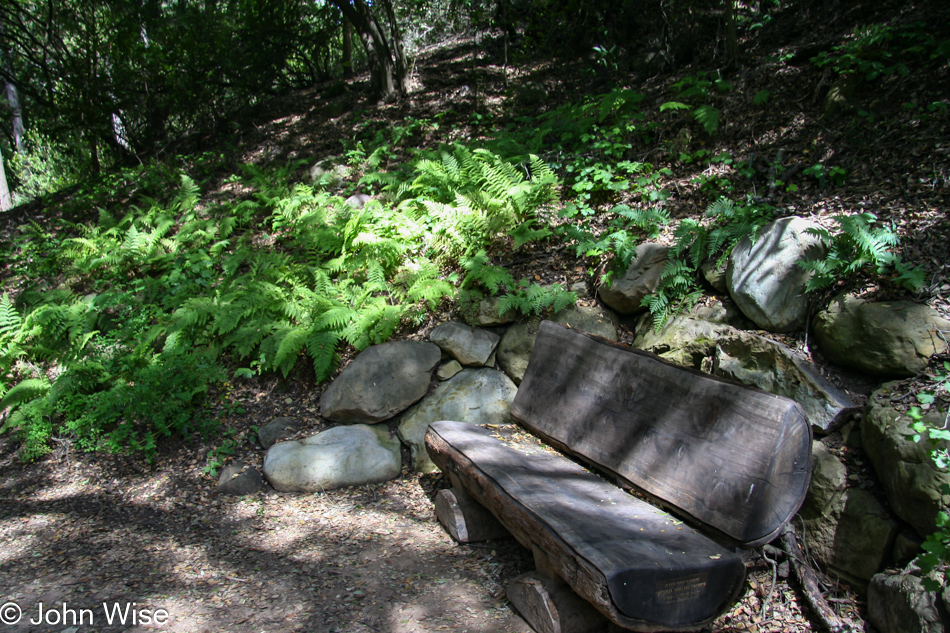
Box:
[306,329,339,381]
[0,376,51,410]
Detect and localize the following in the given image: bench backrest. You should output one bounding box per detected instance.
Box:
[510,321,812,546]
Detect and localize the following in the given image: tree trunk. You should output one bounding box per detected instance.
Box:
[342,17,354,78]
[724,0,738,64]
[328,0,406,100]
[379,0,410,93]
[0,150,12,211]
[4,82,25,154]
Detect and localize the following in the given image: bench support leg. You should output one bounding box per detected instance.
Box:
[434,486,510,543]
[508,571,609,633]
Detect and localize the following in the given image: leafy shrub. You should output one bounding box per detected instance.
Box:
[8,131,79,204]
[458,251,576,321]
[660,71,732,135]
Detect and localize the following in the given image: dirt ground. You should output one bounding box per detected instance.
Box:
[0,430,539,633]
[0,423,861,633]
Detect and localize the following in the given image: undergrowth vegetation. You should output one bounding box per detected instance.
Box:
[0,20,942,464]
[0,143,565,461]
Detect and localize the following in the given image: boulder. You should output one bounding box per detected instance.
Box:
[497,322,537,385]
[802,487,900,586]
[598,243,670,315]
[429,321,500,367]
[726,216,824,332]
[498,306,618,384]
[258,417,297,449]
[862,384,950,537]
[397,368,517,473]
[319,341,440,424]
[712,331,858,433]
[634,307,856,432]
[474,296,517,326]
[344,193,373,209]
[799,441,848,520]
[632,302,748,368]
[868,564,950,633]
[263,425,401,492]
[309,157,350,189]
[551,305,618,341]
[217,461,265,496]
[700,258,728,294]
[814,294,950,378]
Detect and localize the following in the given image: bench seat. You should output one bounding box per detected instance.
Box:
[427,421,746,630]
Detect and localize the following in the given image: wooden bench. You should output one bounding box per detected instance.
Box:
[425,321,812,633]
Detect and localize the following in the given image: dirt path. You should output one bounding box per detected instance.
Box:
[0,439,539,633]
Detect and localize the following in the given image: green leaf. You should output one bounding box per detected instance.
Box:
[659,101,691,112]
[693,105,721,135]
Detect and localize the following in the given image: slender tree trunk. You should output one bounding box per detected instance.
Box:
[328,0,406,99]
[4,82,25,154]
[0,150,12,210]
[342,17,354,78]
[725,0,738,64]
[379,0,410,93]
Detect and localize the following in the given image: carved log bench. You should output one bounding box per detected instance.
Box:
[425,321,813,633]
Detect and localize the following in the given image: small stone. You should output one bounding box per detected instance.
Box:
[217,461,265,496]
[437,360,463,381]
[258,417,297,449]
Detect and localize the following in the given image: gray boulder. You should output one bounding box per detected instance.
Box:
[217,461,265,496]
[863,384,950,537]
[263,425,401,492]
[598,243,670,315]
[814,294,950,377]
[497,322,537,385]
[726,216,824,332]
[711,331,858,433]
[634,309,856,432]
[632,301,750,368]
[344,193,373,209]
[498,307,618,384]
[799,441,848,520]
[552,305,619,341]
[474,296,517,326]
[309,157,350,189]
[868,564,950,633]
[803,486,900,586]
[429,321,500,367]
[319,341,441,424]
[258,417,297,449]
[397,368,517,473]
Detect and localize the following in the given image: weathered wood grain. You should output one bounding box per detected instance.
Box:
[434,487,510,543]
[507,572,609,633]
[511,321,812,546]
[425,421,746,631]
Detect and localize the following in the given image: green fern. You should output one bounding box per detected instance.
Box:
[497,282,577,318]
[800,212,923,292]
